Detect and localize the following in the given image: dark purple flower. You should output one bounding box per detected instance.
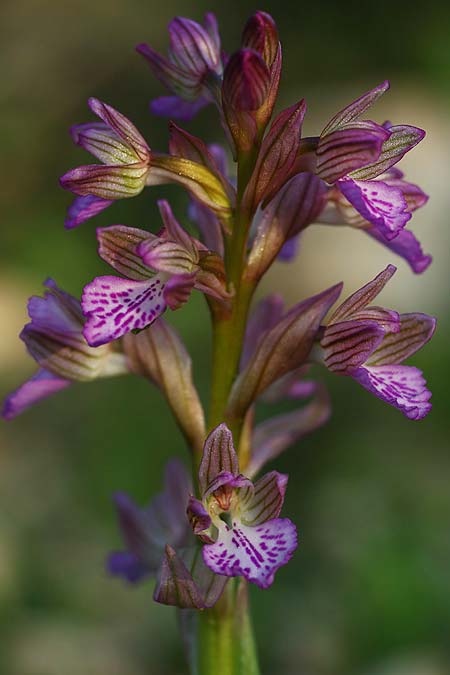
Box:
[187,424,298,589]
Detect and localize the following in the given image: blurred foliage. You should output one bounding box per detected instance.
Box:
[0,1,449,674]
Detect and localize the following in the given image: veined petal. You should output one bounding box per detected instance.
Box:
[60,162,150,200]
[366,226,432,274]
[168,16,222,75]
[242,11,279,67]
[150,95,210,121]
[71,122,139,165]
[97,225,154,280]
[157,199,199,256]
[320,320,386,373]
[222,49,271,111]
[2,369,71,420]
[139,240,198,274]
[239,471,288,526]
[317,122,389,184]
[367,312,436,366]
[82,274,168,347]
[199,423,238,495]
[65,195,113,229]
[352,365,432,420]
[88,98,151,162]
[322,81,390,135]
[349,125,425,180]
[202,517,297,589]
[338,178,411,239]
[329,265,396,323]
[136,43,202,99]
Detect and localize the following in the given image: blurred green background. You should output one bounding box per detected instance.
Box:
[1,1,449,673]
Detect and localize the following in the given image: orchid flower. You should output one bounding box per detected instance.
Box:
[317,265,436,419]
[82,200,229,347]
[136,14,223,121]
[2,279,126,419]
[187,424,298,589]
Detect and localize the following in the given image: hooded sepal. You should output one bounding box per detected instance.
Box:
[198,423,238,494]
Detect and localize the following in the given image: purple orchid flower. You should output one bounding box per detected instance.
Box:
[317,265,436,419]
[2,279,126,419]
[108,458,228,609]
[136,14,223,121]
[187,424,298,589]
[315,82,426,240]
[108,459,191,582]
[81,200,229,347]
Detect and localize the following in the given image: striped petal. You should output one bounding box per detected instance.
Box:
[329,265,396,323]
[168,16,222,75]
[239,471,288,526]
[199,423,238,495]
[71,122,140,165]
[367,313,436,366]
[88,98,150,162]
[202,517,297,589]
[352,365,432,420]
[320,320,386,373]
[82,274,169,347]
[60,162,150,200]
[349,125,425,180]
[322,81,390,135]
[222,49,271,111]
[317,121,389,184]
[97,225,154,280]
[338,178,411,239]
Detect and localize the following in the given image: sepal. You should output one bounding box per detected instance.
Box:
[227,283,342,418]
[322,81,390,135]
[198,423,238,495]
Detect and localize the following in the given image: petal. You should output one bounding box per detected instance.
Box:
[139,240,197,275]
[202,517,298,589]
[317,122,389,184]
[241,294,284,369]
[107,551,150,583]
[70,121,139,165]
[320,320,386,373]
[2,369,71,420]
[136,43,202,98]
[163,273,196,310]
[239,471,288,525]
[88,98,150,162]
[367,312,436,366]
[150,95,210,121]
[242,11,279,67]
[329,264,396,323]
[27,278,83,334]
[322,81,390,135]
[187,496,212,540]
[60,162,150,200]
[349,125,425,180]
[168,17,221,75]
[82,275,168,347]
[352,365,432,420]
[338,178,411,239]
[199,423,239,495]
[157,199,199,256]
[365,226,432,274]
[64,195,113,229]
[97,225,154,280]
[222,49,271,111]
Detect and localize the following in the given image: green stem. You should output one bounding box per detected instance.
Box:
[197,140,263,675]
[198,581,260,675]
